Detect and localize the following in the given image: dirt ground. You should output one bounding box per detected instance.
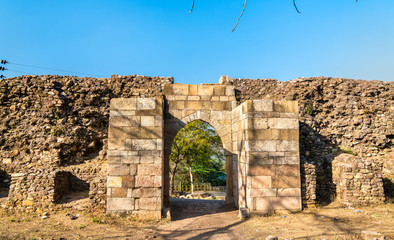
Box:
[0,199,393,240]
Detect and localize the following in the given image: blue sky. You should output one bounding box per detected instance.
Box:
[1,0,394,84]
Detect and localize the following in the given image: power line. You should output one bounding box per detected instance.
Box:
[7,69,36,75]
[8,61,107,78]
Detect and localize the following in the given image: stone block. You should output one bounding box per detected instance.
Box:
[246,140,277,152]
[225,85,235,96]
[141,116,155,127]
[275,165,300,177]
[187,96,200,101]
[253,118,268,129]
[112,187,128,198]
[108,138,126,151]
[135,176,155,187]
[173,84,189,95]
[249,165,276,176]
[107,198,134,211]
[253,100,274,112]
[277,140,299,152]
[107,176,123,188]
[140,188,162,198]
[276,156,299,165]
[250,176,272,189]
[128,139,157,151]
[188,85,198,95]
[108,164,130,176]
[277,129,299,141]
[122,155,140,164]
[198,85,214,95]
[122,176,135,188]
[137,198,160,210]
[277,188,301,197]
[110,116,140,127]
[268,118,299,129]
[185,101,202,110]
[163,84,173,95]
[137,98,156,110]
[213,85,226,95]
[254,196,301,211]
[138,164,161,176]
[250,188,277,197]
[111,98,137,111]
[137,127,162,139]
[108,156,122,164]
[273,101,298,113]
[272,176,301,188]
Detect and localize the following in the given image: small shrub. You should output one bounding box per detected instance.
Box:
[92,217,102,224]
[9,217,15,222]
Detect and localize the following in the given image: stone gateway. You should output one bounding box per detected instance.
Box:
[107,83,302,219]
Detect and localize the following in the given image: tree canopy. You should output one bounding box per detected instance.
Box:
[169,120,225,193]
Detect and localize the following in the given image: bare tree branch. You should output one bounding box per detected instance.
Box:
[190,0,195,12]
[232,0,247,32]
[293,0,301,14]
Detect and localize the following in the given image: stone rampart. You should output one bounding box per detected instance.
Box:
[0,74,392,214]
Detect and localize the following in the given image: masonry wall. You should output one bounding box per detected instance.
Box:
[107,98,164,219]
[233,100,302,213]
[0,75,392,214]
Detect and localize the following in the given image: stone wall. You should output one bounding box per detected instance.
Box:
[333,154,385,206]
[107,98,164,219]
[0,74,392,214]
[225,77,393,206]
[233,100,302,213]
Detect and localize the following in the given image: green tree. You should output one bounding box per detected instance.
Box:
[169,120,225,194]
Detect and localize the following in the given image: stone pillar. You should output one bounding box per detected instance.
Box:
[232,100,302,215]
[107,98,164,220]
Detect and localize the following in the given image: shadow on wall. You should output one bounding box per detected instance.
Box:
[0,169,10,199]
[383,178,394,202]
[299,121,337,206]
[54,171,90,203]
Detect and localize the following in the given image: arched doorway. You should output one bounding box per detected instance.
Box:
[164,119,234,219]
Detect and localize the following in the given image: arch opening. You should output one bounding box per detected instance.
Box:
[165,119,235,219]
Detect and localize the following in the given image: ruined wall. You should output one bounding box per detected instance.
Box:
[333,154,385,206]
[0,75,172,213]
[225,77,393,205]
[0,75,392,213]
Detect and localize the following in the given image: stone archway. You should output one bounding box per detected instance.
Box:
[107,83,302,220]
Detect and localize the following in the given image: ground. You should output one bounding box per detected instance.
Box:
[0,200,393,240]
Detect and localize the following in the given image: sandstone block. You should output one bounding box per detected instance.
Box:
[249,165,276,176]
[108,138,126,151]
[198,85,214,95]
[273,101,298,113]
[141,116,155,127]
[137,98,156,110]
[213,85,226,95]
[138,164,161,176]
[250,188,277,197]
[111,98,137,111]
[277,140,299,152]
[253,100,274,112]
[272,176,301,188]
[110,116,140,127]
[163,84,173,95]
[108,164,130,176]
[138,198,160,210]
[253,118,268,129]
[128,139,157,151]
[275,165,300,177]
[173,84,189,95]
[254,196,301,211]
[268,118,299,129]
[135,176,155,187]
[107,198,134,211]
[277,188,301,197]
[107,176,123,188]
[122,176,135,188]
[188,85,198,95]
[246,140,277,152]
[250,176,272,189]
[111,187,128,198]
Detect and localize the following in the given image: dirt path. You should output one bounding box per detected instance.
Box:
[0,201,393,240]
